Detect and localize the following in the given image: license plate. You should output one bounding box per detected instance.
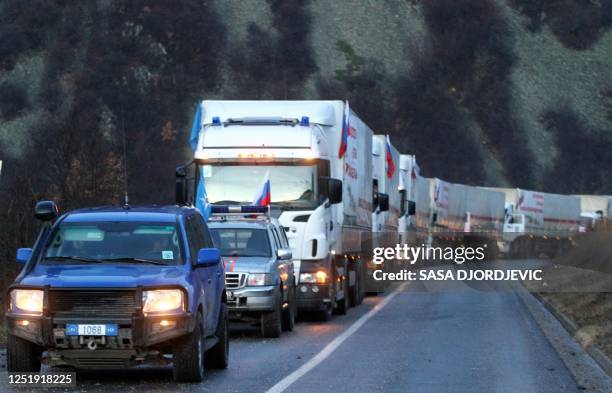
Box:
[65,324,118,336]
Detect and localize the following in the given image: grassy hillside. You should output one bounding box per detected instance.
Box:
[1,0,611,280]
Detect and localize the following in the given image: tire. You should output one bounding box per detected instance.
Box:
[7,335,41,372]
[335,275,348,315]
[173,312,205,382]
[261,293,282,338]
[349,265,363,307]
[206,303,229,369]
[282,285,295,332]
[316,303,333,322]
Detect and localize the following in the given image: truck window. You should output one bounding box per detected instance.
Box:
[279,227,289,248]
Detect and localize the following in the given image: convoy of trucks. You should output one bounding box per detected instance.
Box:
[185,99,596,313]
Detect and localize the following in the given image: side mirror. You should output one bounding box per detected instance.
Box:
[35,200,59,222]
[277,248,292,260]
[176,165,188,206]
[327,178,342,204]
[320,177,343,205]
[378,193,389,212]
[196,248,220,267]
[407,200,416,216]
[16,248,32,264]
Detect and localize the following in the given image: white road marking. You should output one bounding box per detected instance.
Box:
[265,283,408,393]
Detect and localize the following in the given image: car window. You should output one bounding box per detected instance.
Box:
[192,214,213,248]
[42,221,183,265]
[270,227,280,250]
[278,226,289,248]
[185,217,201,261]
[209,228,271,257]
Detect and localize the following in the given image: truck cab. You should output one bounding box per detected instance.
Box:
[6,202,228,382]
[191,100,373,320]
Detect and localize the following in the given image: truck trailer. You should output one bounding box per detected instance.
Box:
[190,100,374,319]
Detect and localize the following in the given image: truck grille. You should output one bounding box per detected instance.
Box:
[225,273,247,289]
[48,290,137,318]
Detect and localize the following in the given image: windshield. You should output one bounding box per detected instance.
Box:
[42,221,183,265]
[210,228,271,257]
[203,164,318,209]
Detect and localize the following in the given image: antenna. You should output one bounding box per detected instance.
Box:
[121,101,129,207]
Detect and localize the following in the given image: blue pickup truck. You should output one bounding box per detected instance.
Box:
[6,201,228,382]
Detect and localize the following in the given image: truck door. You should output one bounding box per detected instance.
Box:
[187,216,217,334]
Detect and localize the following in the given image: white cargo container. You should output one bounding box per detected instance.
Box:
[485,187,580,257]
[192,100,373,317]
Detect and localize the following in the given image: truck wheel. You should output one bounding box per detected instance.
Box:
[207,304,229,369]
[335,276,349,315]
[317,303,333,322]
[261,294,282,338]
[349,265,363,307]
[282,285,296,332]
[173,312,205,382]
[7,334,41,372]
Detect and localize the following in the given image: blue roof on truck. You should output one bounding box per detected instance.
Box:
[62,205,193,223]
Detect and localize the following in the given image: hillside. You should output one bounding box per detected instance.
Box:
[1,0,612,263]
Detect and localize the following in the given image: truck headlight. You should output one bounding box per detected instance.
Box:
[10,289,44,314]
[247,273,272,286]
[300,271,328,284]
[142,289,184,315]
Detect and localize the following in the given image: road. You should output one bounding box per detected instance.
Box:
[0,261,603,393]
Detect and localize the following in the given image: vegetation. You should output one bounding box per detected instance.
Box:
[1,0,612,319]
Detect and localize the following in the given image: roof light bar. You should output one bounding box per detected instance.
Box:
[211,205,268,214]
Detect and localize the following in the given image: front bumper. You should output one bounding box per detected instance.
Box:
[6,312,193,351]
[295,283,330,311]
[226,285,277,313]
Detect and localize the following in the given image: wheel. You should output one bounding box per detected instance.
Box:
[349,265,363,307]
[7,334,41,372]
[173,312,205,382]
[316,303,333,322]
[206,303,229,369]
[261,293,282,338]
[335,275,348,315]
[282,285,296,332]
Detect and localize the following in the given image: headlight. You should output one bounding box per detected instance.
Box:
[300,270,328,284]
[10,289,44,314]
[142,289,184,315]
[247,273,272,286]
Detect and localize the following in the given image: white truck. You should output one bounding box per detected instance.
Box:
[190,100,374,319]
[572,194,610,232]
[487,188,581,257]
[415,178,504,252]
[368,135,400,291]
[398,155,418,244]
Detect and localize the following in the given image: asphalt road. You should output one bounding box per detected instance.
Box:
[0,261,605,393]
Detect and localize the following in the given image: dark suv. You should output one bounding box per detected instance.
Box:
[6,201,228,382]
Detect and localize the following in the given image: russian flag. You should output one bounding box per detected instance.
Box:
[385,135,395,178]
[253,170,271,206]
[338,101,349,158]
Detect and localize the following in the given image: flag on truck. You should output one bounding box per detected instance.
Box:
[253,170,271,206]
[411,156,420,180]
[189,102,203,152]
[195,173,212,220]
[338,101,349,158]
[385,135,395,178]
